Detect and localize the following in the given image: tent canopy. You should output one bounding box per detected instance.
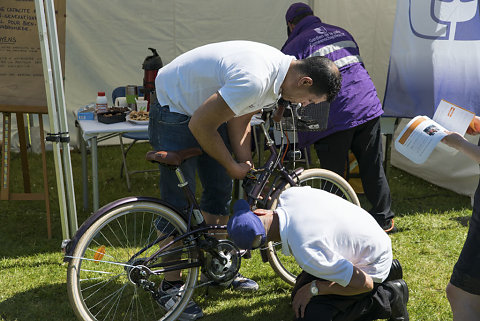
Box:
[64,0,396,145]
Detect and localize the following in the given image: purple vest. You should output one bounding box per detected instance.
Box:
[282,16,383,147]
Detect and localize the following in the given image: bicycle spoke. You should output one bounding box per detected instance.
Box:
[90,282,128,318]
[67,201,199,321]
[82,273,123,302]
[99,283,124,321]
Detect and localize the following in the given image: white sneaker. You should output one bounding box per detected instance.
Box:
[157,281,203,320]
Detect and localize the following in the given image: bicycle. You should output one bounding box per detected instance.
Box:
[64,103,360,321]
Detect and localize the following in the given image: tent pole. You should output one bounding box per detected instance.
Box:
[44,0,78,235]
[34,0,78,240]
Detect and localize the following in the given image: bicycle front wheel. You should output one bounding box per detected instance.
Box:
[266,168,360,286]
[67,201,199,321]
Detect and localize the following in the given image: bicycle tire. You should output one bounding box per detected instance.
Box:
[266,168,360,286]
[67,201,199,321]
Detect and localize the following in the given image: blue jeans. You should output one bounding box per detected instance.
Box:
[148,103,233,216]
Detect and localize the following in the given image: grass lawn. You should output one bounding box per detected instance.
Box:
[0,143,472,320]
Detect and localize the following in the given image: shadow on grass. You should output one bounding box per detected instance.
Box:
[0,281,293,321]
[0,283,77,321]
[450,215,471,227]
[360,167,473,217]
[0,208,65,259]
[0,257,63,270]
[197,285,293,321]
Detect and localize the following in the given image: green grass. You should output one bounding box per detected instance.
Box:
[0,143,472,320]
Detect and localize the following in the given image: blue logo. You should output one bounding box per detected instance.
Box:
[409,0,480,40]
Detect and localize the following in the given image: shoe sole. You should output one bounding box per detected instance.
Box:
[231,285,259,292]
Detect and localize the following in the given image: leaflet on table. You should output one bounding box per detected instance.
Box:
[394,100,475,164]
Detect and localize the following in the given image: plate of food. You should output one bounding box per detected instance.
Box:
[126,110,149,125]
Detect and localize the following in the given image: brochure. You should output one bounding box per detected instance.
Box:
[394,100,475,164]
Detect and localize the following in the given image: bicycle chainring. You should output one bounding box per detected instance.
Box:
[202,240,241,285]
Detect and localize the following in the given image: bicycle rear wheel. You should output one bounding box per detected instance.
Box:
[266,168,360,286]
[67,201,199,321]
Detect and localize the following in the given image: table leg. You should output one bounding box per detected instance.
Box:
[80,129,89,211]
[91,136,99,211]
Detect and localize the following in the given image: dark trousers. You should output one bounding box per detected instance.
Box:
[450,170,480,295]
[313,117,393,223]
[292,271,392,321]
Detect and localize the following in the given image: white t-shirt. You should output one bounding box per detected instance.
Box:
[276,186,392,287]
[155,40,294,116]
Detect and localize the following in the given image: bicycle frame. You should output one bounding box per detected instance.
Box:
[244,116,305,208]
[64,111,306,270]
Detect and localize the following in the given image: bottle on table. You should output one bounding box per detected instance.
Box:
[95,91,108,113]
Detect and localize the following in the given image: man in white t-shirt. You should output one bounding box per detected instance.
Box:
[228,186,409,321]
[149,40,341,319]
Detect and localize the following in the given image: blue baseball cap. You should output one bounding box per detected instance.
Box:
[227,200,266,250]
[286,2,313,23]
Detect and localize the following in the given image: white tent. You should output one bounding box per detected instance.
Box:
[63,0,480,199]
[64,0,397,144]
[25,0,480,205]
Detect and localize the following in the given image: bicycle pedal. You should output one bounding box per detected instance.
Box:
[240,249,252,259]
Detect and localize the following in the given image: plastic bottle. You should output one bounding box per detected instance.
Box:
[95,91,108,113]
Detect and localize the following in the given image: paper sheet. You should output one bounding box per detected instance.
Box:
[394,100,475,164]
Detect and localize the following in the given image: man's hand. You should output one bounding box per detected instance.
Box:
[441,131,466,148]
[190,93,253,179]
[441,130,480,163]
[253,208,273,216]
[467,116,480,135]
[292,283,313,319]
[227,161,253,179]
[272,98,290,122]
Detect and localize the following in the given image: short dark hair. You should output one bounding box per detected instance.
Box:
[290,11,312,25]
[295,56,342,102]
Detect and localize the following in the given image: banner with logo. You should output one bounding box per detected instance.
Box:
[384,0,480,118]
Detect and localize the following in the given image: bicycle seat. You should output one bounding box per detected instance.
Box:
[146,148,202,166]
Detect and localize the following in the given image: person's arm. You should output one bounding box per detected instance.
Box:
[227,111,258,164]
[189,92,252,179]
[272,98,290,122]
[441,131,480,163]
[292,266,373,319]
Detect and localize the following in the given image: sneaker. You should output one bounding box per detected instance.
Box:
[231,273,259,292]
[157,281,203,321]
[382,219,398,234]
[385,279,409,321]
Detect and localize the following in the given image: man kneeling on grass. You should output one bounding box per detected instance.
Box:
[228,186,409,321]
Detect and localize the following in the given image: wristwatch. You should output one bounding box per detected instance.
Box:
[310,280,318,296]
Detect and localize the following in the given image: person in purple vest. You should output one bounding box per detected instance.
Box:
[281,3,396,233]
